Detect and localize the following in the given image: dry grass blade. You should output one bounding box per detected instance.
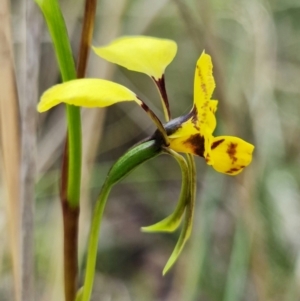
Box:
[20,0,43,300]
[0,0,21,300]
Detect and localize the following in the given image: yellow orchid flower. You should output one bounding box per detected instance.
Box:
[162,52,254,175]
[91,36,254,176]
[37,35,254,275]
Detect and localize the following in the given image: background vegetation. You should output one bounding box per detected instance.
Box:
[1,0,300,300]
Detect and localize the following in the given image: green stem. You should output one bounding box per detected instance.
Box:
[82,182,112,301]
[81,141,162,301]
[152,75,171,122]
[66,106,82,206]
[35,0,82,207]
[35,1,83,301]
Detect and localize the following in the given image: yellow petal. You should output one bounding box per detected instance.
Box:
[165,52,217,159]
[37,78,139,112]
[194,51,215,108]
[166,99,217,160]
[168,133,205,156]
[210,136,254,175]
[191,52,217,137]
[93,36,177,80]
[207,100,218,133]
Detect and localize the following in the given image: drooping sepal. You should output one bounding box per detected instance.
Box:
[162,203,193,275]
[141,148,197,275]
[141,148,190,233]
[162,154,196,275]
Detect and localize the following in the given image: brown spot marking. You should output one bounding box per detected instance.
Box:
[227,143,238,163]
[201,83,207,95]
[211,139,225,150]
[191,106,199,130]
[226,167,241,174]
[184,134,205,157]
[197,65,207,97]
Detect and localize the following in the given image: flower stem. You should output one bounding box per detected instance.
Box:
[82,182,112,301]
[35,0,81,208]
[153,75,171,122]
[35,0,98,300]
[81,141,161,301]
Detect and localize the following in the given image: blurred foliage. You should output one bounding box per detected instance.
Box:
[2,0,300,300]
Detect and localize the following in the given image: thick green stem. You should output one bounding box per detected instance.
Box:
[35,0,82,208]
[66,106,82,206]
[35,1,83,301]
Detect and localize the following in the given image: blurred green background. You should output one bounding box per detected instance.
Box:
[2,0,300,300]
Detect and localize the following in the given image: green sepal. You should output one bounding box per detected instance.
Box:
[140,204,185,233]
[106,140,162,187]
[141,149,189,233]
[162,154,197,275]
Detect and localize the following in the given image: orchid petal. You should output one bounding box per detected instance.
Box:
[191,52,217,139]
[168,133,205,157]
[93,36,177,80]
[37,78,139,112]
[210,136,254,175]
[194,51,215,109]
